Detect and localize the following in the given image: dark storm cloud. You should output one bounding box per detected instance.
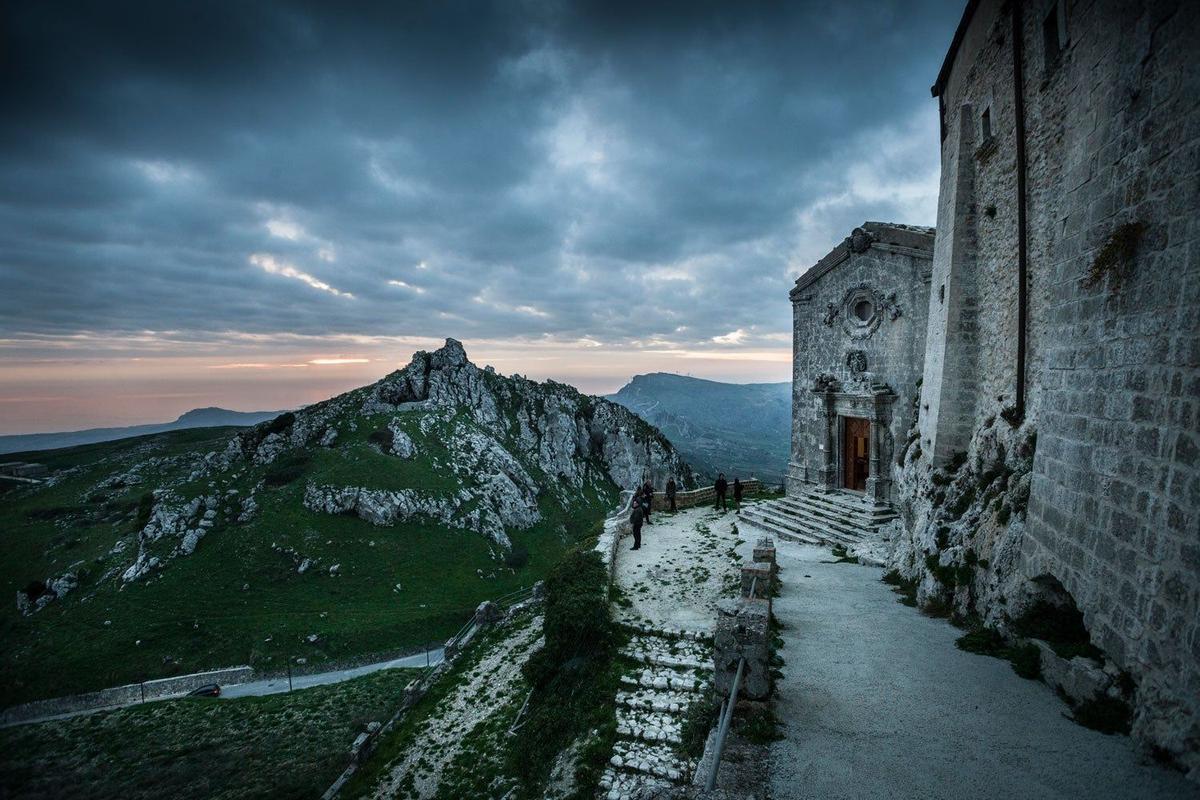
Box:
[0,0,962,351]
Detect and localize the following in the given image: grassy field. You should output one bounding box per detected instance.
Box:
[1,416,616,707]
[0,667,418,800]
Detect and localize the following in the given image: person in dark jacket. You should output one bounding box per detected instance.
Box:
[733,478,744,512]
[714,473,728,511]
[640,479,654,524]
[629,501,644,550]
[666,477,678,512]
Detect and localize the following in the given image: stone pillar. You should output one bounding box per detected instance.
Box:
[752,537,776,567]
[714,598,771,701]
[819,394,839,491]
[865,416,885,503]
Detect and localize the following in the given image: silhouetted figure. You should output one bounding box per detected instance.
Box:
[629,502,644,550]
[714,473,728,511]
[733,478,744,512]
[640,480,654,524]
[666,477,678,512]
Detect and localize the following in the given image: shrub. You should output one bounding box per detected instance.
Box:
[1009,643,1042,679]
[367,428,394,450]
[503,544,529,570]
[677,691,719,758]
[1071,695,1132,734]
[511,549,617,794]
[264,452,311,487]
[135,492,154,529]
[264,411,296,436]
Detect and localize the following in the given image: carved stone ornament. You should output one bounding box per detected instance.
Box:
[828,284,902,340]
[848,227,875,254]
[812,373,841,393]
[846,350,868,375]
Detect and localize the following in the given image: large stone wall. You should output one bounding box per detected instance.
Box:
[895,0,1199,776]
[788,223,934,501]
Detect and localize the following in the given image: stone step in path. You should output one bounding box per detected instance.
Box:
[599,628,709,800]
[741,488,897,547]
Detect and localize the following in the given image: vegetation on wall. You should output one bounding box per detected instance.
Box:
[1082,221,1146,296]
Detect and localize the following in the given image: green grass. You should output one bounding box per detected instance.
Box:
[0,666,419,800]
[0,417,616,707]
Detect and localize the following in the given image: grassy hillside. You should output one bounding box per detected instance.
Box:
[608,373,790,484]
[0,416,613,707]
[0,667,418,800]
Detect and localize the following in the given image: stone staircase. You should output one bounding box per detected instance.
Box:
[598,626,711,799]
[738,489,897,547]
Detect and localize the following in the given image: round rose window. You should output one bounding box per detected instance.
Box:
[854,300,874,321]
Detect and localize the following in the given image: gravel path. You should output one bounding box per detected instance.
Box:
[768,540,1195,800]
[613,505,752,633]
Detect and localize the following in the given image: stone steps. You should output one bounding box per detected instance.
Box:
[739,489,897,548]
[601,627,712,797]
[615,706,683,745]
[604,740,694,783]
[616,687,697,714]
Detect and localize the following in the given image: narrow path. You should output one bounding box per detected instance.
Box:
[598,505,752,799]
[768,541,1195,800]
[1,648,444,729]
[220,648,443,699]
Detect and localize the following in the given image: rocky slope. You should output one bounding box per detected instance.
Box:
[607,373,790,484]
[1,339,693,705]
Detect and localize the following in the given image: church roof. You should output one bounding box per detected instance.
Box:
[789,222,935,300]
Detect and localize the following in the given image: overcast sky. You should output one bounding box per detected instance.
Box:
[0,0,961,433]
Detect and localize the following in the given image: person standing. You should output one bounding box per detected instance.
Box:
[629,500,644,550]
[733,477,744,513]
[640,479,654,524]
[666,476,677,513]
[714,473,728,512]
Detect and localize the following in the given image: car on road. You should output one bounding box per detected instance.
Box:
[186,683,221,697]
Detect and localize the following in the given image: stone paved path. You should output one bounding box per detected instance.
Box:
[598,505,752,799]
[768,540,1196,800]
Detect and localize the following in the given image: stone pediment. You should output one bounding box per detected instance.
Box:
[789,221,934,301]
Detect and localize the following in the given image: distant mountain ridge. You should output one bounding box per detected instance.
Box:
[0,407,285,455]
[607,372,790,485]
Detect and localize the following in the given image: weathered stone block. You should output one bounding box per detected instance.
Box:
[714,598,770,701]
[741,562,772,600]
[753,537,777,565]
[1031,639,1113,706]
[474,600,502,626]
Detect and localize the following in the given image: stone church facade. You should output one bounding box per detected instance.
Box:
[786,223,934,505]
[785,0,1199,777]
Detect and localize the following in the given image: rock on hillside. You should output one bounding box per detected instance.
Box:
[24,339,694,603]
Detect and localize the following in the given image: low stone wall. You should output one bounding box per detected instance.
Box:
[650,480,764,512]
[0,665,254,726]
[597,490,636,581]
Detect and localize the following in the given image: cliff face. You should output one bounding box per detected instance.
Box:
[72,339,695,594]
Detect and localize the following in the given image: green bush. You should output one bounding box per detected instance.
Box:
[135,492,154,529]
[510,549,618,795]
[264,452,311,487]
[503,544,530,570]
[1071,695,1132,734]
[1009,643,1042,679]
[367,428,394,449]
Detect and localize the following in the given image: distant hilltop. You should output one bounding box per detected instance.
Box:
[0,407,286,455]
[607,372,790,484]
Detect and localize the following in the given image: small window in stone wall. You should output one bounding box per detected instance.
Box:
[854,300,874,321]
[939,284,945,304]
[1042,0,1067,74]
[980,107,992,140]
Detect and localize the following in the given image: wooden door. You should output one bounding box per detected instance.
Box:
[843,417,870,492]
